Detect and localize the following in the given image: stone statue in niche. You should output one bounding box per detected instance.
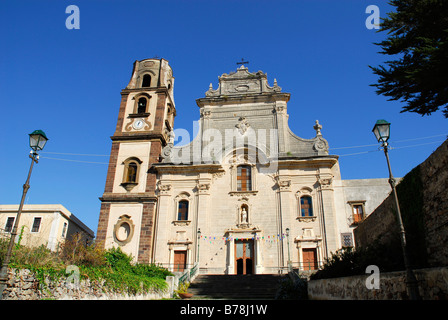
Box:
[238,206,250,229]
[241,208,248,223]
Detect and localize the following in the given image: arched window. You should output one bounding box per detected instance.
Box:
[126,162,138,183]
[137,97,147,114]
[178,200,189,221]
[237,165,252,191]
[121,157,142,191]
[300,196,313,217]
[142,74,152,87]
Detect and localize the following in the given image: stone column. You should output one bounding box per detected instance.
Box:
[277,178,291,271]
[225,237,234,275]
[195,179,211,268]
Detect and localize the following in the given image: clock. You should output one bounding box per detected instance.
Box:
[133,119,144,130]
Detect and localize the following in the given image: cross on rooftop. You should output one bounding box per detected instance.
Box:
[236,58,249,66]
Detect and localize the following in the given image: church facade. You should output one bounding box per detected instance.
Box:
[96,58,391,275]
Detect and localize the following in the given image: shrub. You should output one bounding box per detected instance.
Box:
[275,276,308,300]
[1,235,173,296]
[59,233,106,267]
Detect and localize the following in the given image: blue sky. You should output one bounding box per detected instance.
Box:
[0,0,446,234]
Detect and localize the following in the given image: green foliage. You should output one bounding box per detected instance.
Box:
[0,234,173,296]
[370,0,448,117]
[311,164,429,280]
[310,242,405,281]
[175,281,190,294]
[59,233,106,267]
[275,276,308,300]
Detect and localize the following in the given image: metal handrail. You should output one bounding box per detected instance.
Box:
[178,262,199,284]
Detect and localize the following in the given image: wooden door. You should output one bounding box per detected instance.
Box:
[174,250,187,272]
[235,240,254,275]
[302,248,318,270]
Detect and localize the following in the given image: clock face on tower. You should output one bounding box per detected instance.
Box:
[133,119,144,130]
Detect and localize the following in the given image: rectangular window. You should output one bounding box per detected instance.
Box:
[237,166,252,191]
[4,217,15,233]
[352,204,364,224]
[31,217,41,233]
[300,196,313,217]
[341,233,353,247]
[178,201,189,221]
[62,222,68,237]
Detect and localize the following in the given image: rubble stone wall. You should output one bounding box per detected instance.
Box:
[2,268,170,300]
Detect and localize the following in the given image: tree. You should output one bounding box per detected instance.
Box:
[370,0,448,118]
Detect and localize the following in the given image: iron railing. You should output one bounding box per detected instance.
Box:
[178,262,199,285]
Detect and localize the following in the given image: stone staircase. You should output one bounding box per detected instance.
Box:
[187,274,285,300]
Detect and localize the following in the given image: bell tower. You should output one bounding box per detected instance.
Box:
[97,58,176,263]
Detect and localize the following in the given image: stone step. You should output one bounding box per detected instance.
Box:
[187,274,285,299]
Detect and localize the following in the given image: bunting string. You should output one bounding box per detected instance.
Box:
[199,233,287,244]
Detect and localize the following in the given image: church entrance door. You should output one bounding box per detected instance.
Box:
[235,239,254,275]
[174,250,187,272]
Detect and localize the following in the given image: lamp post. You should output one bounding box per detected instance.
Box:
[0,130,48,300]
[197,228,201,263]
[372,120,420,300]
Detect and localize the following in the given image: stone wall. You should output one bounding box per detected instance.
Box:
[354,139,448,267]
[2,268,171,300]
[308,266,448,300]
[420,139,448,267]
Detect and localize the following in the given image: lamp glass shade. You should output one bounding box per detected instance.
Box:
[29,130,48,151]
[372,120,390,143]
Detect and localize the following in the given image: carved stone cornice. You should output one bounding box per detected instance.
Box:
[157,182,172,196]
[296,216,318,223]
[99,193,157,203]
[172,220,191,226]
[317,175,334,190]
[277,179,291,192]
[196,182,211,195]
[229,191,258,197]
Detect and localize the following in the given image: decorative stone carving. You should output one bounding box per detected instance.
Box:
[278,179,291,192]
[113,215,135,246]
[212,171,225,181]
[297,216,318,223]
[229,191,258,197]
[313,137,329,155]
[228,153,256,166]
[313,120,322,136]
[197,182,211,195]
[235,117,250,135]
[204,65,283,97]
[160,131,175,161]
[318,176,333,189]
[125,118,151,132]
[173,220,191,226]
[158,182,172,195]
[236,203,251,229]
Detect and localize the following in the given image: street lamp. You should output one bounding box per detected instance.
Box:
[372,120,420,300]
[197,228,201,263]
[0,130,48,300]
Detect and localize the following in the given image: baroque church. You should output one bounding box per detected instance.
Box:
[96,58,391,275]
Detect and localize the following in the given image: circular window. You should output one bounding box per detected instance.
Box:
[113,215,134,245]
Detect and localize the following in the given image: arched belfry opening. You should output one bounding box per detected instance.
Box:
[142,74,152,87]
